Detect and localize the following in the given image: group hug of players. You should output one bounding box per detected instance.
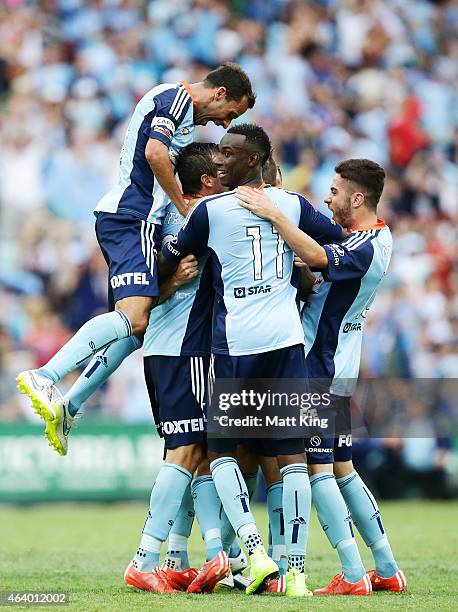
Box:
[17,63,407,597]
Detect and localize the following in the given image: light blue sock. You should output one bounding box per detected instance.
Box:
[37,310,132,383]
[66,336,141,416]
[280,463,311,572]
[211,457,261,553]
[310,472,365,583]
[221,511,236,554]
[266,481,287,575]
[191,475,223,561]
[221,470,257,553]
[165,482,194,570]
[337,470,399,578]
[135,463,191,571]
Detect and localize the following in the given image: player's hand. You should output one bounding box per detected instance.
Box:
[235,186,277,220]
[294,255,307,268]
[173,254,198,286]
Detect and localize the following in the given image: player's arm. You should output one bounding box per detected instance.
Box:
[235,186,329,268]
[294,257,316,301]
[145,87,194,216]
[146,140,187,215]
[157,254,198,304]
[158,200,210,279]
[236,186,347,268]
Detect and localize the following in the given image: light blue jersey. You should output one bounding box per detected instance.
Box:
[302,221,392,395]
[163,186,344,356]
[143,201,213,357]
[95,82,194,225]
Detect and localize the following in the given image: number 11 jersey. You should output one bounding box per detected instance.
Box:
[162,186,343,356]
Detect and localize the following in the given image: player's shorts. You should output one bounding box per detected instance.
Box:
[144,355,209,449]
[306,394,352,464]
[95,212,161,310]
[207,344,306,456]
[213,344,306,379]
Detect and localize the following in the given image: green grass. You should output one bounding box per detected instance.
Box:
[1,501,457,610]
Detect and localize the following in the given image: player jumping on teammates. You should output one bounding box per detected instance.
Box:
[17,63,255,456]
[236,158,407,595]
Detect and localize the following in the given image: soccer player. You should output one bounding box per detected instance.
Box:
[160,124,345,597]
[123,142,228,594]
[17,63,255,456]
[236,158,406,595]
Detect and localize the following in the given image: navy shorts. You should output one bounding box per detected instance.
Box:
[207,345,306,456]
[95,212,160,310]
[213,344,306,379]
[144,355,209,449]
[306,395,352,464]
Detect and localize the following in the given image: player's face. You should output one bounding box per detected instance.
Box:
[195,89,249,128]
[215,133,251,189]
[324,174,353,228]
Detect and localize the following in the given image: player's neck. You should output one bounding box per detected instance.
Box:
[347,210,378,231]
[238,172,263,189]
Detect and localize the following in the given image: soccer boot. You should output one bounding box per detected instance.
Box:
[214,571,235,591]
[187,551,230,593]
[124,562,177,593]
[368,569,407,592]
[314,572,372,595]
[17,371,72,455]
[265,574,287,594]
[160,565,199,591]
[230,549,248,575]
[285,568,313,597]
[245,546,279,595]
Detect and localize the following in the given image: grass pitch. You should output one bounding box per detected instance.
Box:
[1,501,457,611]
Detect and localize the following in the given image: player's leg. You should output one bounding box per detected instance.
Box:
[208,354,277,595]
[274,443,312,597]
[259,455,287,576]
[164,481,194,571]
[17,213,159,455]
[334,443,406,590]
[308,456,369,595]
[126,355,205,592]
[220,444,258,562]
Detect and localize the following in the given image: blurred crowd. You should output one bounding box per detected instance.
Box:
[0,0,457,445]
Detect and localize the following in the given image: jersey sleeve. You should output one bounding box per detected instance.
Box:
[321,233,375,282]
[162,199,210,262]
[297,194,345,245]
[147,86,192,148]
[161,202,184,246]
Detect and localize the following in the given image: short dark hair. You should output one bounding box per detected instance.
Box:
[204,62,256,108]
[262,155,279,185]
[335,158,386,209]
[227,123,272,165]
[176,142,218,197]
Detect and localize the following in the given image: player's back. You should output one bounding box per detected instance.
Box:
[205,186,304,356]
